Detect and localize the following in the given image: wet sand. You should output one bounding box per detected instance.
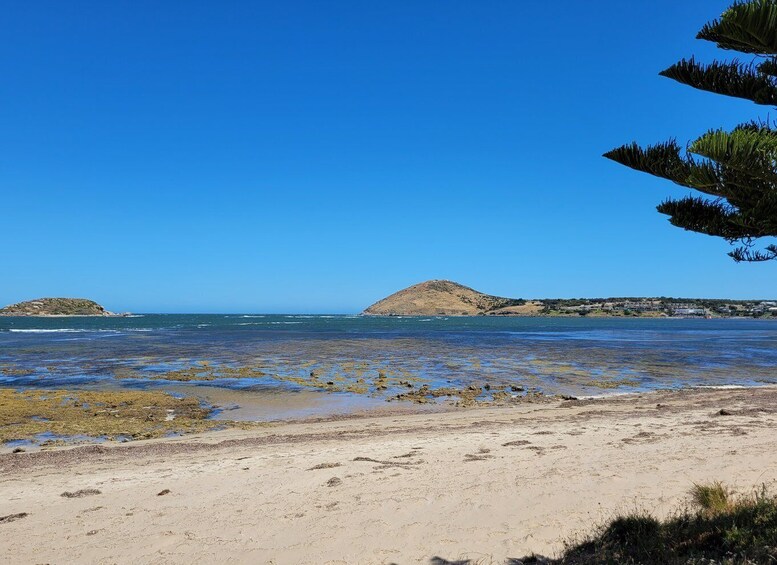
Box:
[2,386,777,564]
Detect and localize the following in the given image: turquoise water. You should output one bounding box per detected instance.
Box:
[1,315,776,409]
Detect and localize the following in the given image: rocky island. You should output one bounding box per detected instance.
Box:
[363,280,777,318]
[0,298,117,317]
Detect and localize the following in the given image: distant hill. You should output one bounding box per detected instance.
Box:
[363,281,777,318]
[0,298,114,317]
[362,280,524,316]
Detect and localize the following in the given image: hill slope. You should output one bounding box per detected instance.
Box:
[0,298,113,316]
[362,280,522,316]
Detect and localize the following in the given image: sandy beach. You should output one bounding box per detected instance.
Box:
[2,386,776,564]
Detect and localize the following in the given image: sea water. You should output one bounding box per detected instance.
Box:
[1,315,775,418]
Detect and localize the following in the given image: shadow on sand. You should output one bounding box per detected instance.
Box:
[429,556,551,565]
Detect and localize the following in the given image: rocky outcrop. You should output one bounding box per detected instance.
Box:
[0,298,115,316]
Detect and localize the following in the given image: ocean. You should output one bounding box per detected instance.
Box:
[1,314,776,419]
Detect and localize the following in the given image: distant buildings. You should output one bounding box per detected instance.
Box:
[537,297,775,318]
[672,307,706,317]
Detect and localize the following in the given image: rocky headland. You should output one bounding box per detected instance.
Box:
[363,280,777,318]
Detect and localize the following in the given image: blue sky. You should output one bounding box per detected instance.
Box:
[1,0,775,313]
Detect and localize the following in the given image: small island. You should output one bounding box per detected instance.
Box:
[363,280,777,318]
[0,298,117,317]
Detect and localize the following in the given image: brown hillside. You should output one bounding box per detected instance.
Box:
[362,280,522,316]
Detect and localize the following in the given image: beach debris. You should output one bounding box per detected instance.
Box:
[157,489,171,496]
[325,477,342,487]
[353,456,421,468]
[718,409,734,416]
[463,452,493,462]
[12,447,25,453]
[307,462,342,470]
[0,512,28,524]
[86,529,99,536]
[61,488,101,498]
[503,440,532,447]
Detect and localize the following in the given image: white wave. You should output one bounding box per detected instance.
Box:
[7,328,152,334]
[240,315,265,318]
[9,328,117,334]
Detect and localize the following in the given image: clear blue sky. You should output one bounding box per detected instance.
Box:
[2,0,775,313]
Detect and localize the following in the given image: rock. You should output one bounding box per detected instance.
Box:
[12,447,25,454]
[719,409,734,416]
[326,477,342,487]
[0,298,118,317]
[157,489,171,496]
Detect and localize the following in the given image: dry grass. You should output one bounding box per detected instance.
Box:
[689,481,732,515]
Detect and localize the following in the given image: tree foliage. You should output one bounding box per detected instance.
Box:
[604,0,777,262]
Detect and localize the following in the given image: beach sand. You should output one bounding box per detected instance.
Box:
[2,386,776,564]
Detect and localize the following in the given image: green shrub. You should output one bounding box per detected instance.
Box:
[554,483,777,564]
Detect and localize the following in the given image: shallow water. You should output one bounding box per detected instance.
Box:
[1,315,776,419]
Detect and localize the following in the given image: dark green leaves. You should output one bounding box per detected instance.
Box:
[606,1,777,261]
[697,0,777,54]
[660,58,777,105]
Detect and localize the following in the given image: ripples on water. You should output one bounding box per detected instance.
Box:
[1,315,776,402]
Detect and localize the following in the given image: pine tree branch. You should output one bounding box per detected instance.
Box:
[697,0,777,55]
[660,58,777,105]
[729,243,777,261]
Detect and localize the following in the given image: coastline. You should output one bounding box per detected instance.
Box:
[3,385,776,563]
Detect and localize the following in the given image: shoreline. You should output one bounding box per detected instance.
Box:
[4,384,775,464]
[2,312,774,319]
[2,386,776,563]
[3,382,777,451]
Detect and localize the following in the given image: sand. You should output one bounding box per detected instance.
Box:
[2,386,777,564]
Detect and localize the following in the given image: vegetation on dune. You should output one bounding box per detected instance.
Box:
[545,482,777,564]
[605,0,777,262]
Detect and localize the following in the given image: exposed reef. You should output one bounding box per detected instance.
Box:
[0,388,258,445]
